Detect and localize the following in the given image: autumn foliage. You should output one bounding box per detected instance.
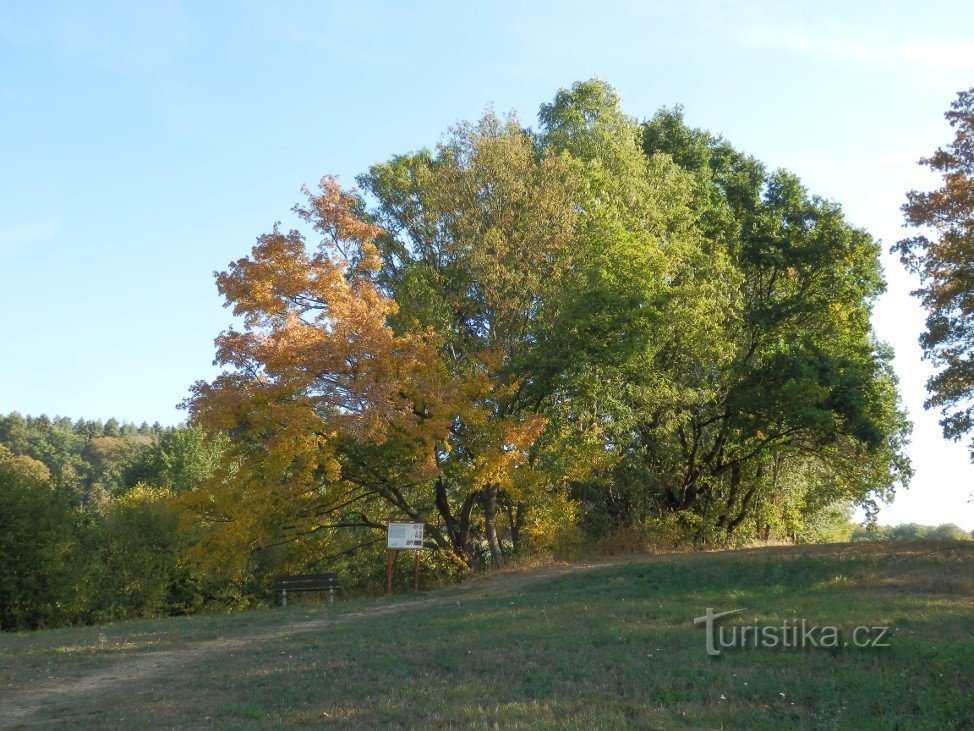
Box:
[183,178,548,571]
[896,88,974,458]
[182,80,910,580]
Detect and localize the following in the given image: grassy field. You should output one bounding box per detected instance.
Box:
[2,541,973,729]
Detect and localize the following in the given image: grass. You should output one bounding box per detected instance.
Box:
[2,541,973,728]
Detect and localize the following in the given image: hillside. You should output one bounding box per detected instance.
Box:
[2,541,973,728]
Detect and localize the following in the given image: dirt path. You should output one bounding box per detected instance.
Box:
[0,557,644,727]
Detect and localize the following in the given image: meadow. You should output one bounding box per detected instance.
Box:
[2,540,972,728]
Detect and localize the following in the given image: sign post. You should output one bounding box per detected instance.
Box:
[386,521,424,595]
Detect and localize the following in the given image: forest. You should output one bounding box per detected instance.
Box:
[1,80,926,630]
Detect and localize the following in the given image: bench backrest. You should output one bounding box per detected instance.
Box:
[275,573,340,592]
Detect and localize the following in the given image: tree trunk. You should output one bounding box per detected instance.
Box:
[483,484,505,567]
[502,495,526,554]
[433,477,477,569]
[511,501,525,554]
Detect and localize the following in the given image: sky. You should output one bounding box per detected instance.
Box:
[2,0,973,528]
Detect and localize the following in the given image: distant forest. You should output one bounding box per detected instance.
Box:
[0,413,210,502]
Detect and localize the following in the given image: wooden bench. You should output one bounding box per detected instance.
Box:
[275,573,340,606]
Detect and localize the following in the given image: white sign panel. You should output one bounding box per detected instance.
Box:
[387,522,424,549]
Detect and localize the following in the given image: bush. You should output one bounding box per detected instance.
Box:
[93,485,188,618]
[91,484,249,620]
[888,523,929,540]
[851,525,890,542]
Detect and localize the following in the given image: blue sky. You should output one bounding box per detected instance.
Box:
[2,0,973,527]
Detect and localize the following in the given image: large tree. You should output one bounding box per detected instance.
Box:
[182,177,552,571]
[895,88,974,457]
[358,112,593,565]
[537,85,911,541]
[637,106,911,539]
[185,80,912,576]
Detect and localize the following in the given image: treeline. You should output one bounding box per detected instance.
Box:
[0,413,194,502]
[3,79,919,630]
[851,523,973,542]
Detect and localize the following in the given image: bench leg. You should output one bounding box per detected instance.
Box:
[328,588,335,605]
[281,588,287,607]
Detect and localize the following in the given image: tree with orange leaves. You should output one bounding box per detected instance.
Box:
[182,177,546,572]
[896,89,974,461]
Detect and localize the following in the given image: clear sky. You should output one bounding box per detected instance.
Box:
[2,1,973,528]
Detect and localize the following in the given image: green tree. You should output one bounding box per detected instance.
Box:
[0,447,80,630]
[521,89,912,544]
[928,523,971,541]
[359,111,588,565]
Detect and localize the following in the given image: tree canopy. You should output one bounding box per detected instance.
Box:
[896,88,974,459]
[183,79,910,574]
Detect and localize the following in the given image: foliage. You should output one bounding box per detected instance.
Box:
[94,484,223,619]
[794,501,855,544]
[0,446,80,630]
[184,177,497,573]
[895,88,974,460]
[183,79,910,577]
[851,522,973,542]
[0,415,231,630]
[0,412,167,502]
[637,104,911,539]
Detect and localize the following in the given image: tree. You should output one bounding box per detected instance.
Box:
[515,86,910,543]
[182,177,548,572]
[184,80,913,579]
[359,111,594,565]
[0,447,79,630]
[0,418,236,627]
[929,523,971,541]
[528,82,739,539]
[895,88,974,457]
